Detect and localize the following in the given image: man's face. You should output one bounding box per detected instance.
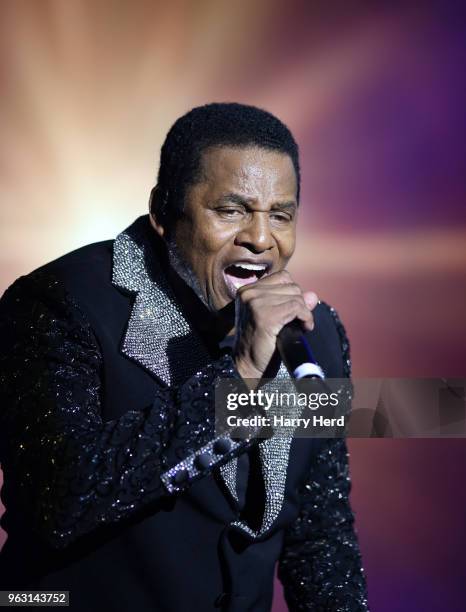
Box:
[165,145,298,311]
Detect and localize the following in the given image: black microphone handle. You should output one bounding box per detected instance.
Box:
[276,318,325,380]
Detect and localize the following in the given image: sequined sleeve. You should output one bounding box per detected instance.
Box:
[0,271,242,550]
[277,305,369,611]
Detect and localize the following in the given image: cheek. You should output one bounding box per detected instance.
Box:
[179,223,232,275]
[196,222,236,261]
[276,231,296,261]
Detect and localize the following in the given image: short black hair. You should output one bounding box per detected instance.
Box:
[151,102,300,228]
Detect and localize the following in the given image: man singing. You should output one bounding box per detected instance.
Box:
[0,103,369,611]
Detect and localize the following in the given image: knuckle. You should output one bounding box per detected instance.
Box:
[284,282,301,293]
[277,270,291,280]
[237,285,253,300]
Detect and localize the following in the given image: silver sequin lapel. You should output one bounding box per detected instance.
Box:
[112,216,212,386]
[220,371,301,538]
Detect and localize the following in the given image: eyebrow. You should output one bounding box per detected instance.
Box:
[215,193,298,210]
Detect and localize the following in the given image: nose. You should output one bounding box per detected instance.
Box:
[234,211,274,253]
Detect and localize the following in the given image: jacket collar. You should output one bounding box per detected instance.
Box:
[112,215,213,387]
[111,214,299,538]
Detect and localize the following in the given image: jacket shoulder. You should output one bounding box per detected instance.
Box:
[1,239,114,305]
[311,301,351,378]
[33,239,113,281]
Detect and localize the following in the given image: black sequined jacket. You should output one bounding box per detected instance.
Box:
[0,216,369,612]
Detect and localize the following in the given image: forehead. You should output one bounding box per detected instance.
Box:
[197,145,297,198]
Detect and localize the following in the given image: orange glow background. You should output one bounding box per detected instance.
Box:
[1,2,465,610]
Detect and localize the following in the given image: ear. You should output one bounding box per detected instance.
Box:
[148,186,166,238]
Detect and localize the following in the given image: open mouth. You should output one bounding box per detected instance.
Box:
[223,261,269,298]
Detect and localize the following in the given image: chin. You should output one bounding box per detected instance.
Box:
[209,296,229,312]
[207,287,231,312]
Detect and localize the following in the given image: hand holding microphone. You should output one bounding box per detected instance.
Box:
[232,270,320,383]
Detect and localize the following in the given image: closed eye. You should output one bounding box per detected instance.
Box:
[216,207,245,218]
[270,212,293,222]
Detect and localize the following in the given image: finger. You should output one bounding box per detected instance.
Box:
[300,312,315,331]
[294,304,314,331]
[303,291,319,310]
[254,269,292,286]
[280,297,315,331]
[248,294,310,310]
[269,299,314,332]
[238,282,302,299]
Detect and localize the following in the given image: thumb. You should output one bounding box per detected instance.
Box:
[303,291,319,310]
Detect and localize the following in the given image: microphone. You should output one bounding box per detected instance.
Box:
[276,319,325,380]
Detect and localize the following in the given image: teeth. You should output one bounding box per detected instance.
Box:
[223,262,269,297]
[232,262,267,271]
